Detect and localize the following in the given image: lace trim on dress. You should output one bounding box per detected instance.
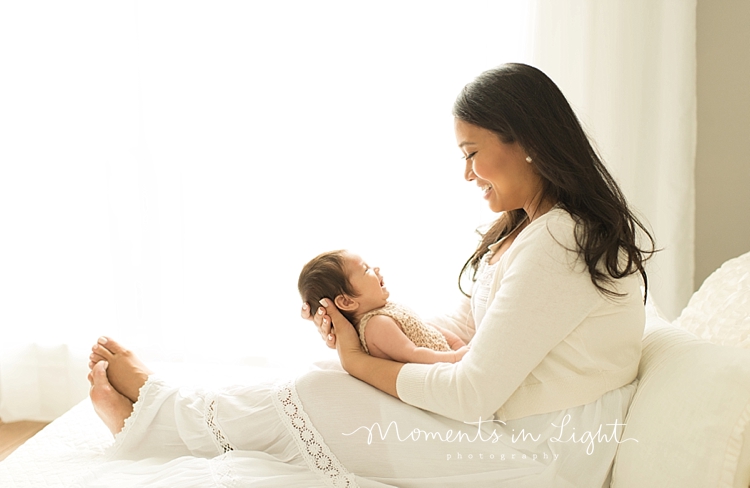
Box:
[205,392,234,454]
[273,380,358,488]
[107,374,160,460]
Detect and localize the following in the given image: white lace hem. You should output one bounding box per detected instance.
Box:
[273,380,358,488]
[108,374,159,459]
[205,392,235,454]
[109,375,235,459]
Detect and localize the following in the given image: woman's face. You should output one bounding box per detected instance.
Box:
[454,118,542,214]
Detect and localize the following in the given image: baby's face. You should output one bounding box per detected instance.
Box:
[343,252,389,314]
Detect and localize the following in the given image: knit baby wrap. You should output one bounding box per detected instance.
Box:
[357,302,451,354]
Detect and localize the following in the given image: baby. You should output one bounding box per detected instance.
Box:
[298,250,469,364]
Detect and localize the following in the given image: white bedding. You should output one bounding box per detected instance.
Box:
[0,398,111,487]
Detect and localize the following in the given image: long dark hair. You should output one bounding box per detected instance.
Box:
[454,63,656,299]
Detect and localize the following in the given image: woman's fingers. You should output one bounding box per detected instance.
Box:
[319,299,361,356]
[315,304,334,345]
[319,310,336,348]
[320,314,336,348]
[301,302,312,320]
[317,299,367,372]
[301,302,327,328]
[302,302,336,349]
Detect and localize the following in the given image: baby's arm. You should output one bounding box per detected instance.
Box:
[433,326,468,350]
[364,315,469,364]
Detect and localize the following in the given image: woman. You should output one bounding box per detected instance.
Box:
[88,63,654,487]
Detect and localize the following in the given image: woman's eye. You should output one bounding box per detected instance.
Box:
[464,151,477,161]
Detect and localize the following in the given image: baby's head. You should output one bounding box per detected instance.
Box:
[298,250,389,326]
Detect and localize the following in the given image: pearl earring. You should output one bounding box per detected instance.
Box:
[525,156,533,163]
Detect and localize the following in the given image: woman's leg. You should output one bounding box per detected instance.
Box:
[293,365,555,486]
[87,337,297,463]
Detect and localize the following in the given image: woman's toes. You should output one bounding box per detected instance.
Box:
[98,336,127,355]
[92,344,114,361]
[92,360,109,381]
[90,352,106,363]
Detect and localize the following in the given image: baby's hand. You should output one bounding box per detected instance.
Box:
[453,345,470,362]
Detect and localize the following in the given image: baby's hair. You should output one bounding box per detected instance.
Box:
[298,250,359,326]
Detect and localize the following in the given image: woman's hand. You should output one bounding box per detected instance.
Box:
[301,302,336,349]
[316,298,403,398]
[316,299,368,371]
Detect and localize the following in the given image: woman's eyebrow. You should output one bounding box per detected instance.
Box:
[458,141,476,148]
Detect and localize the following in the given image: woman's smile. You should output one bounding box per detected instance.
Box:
[455,118,542,214]
[479,183,493,199]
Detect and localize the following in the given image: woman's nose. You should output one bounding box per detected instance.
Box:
[464,162,475,182]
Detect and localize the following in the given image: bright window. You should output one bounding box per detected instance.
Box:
[0,1,531,366]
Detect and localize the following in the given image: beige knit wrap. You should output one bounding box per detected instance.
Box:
[357,302,451,354]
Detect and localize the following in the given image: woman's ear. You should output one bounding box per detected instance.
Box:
[334,294,358,312]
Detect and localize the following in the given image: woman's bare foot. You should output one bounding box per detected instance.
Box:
[89,337,153,403]
[89,361,134,436]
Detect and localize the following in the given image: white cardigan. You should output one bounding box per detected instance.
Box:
[396,208,644,422]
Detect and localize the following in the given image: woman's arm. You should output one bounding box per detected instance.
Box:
[365,315,468,363]
[394,215,611,422]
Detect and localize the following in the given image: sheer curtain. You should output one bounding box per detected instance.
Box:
[0,1,530,421]
[1,1,698,423]
[527,0,697,320]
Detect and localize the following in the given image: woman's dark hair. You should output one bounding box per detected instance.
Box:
[453,63,656,300]
[298,250,359,325]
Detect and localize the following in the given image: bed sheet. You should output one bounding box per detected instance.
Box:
[0,397,110,487]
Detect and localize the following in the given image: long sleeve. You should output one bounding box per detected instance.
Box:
[396,210,643,422]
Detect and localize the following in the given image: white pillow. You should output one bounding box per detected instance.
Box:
[675,251,750,348]
[611,317,750,488]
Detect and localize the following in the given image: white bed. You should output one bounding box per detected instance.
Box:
[2,252,750,487]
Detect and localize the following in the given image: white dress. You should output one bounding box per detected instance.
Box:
[73,258,637,488]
